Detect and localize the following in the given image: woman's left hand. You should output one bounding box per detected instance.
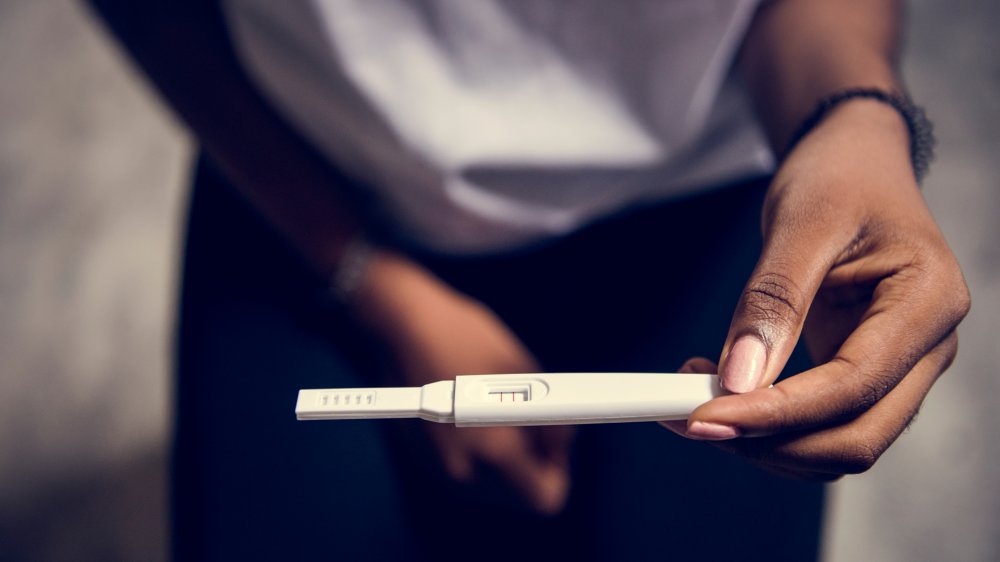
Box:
[663,99,970,480]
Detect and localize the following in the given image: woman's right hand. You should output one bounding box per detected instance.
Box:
[348,251,574,514]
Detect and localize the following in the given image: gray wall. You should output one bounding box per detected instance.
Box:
[0,1,996,560]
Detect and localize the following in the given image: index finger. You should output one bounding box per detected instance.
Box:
[688,260,969,438]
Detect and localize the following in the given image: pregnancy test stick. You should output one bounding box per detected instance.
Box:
[296,373,720,427]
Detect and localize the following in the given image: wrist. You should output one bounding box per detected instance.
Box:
[783,98,913,182]
[768,98,918,216]
[787,90,934,183]
[347,250,459,343]
[825,97,910,150]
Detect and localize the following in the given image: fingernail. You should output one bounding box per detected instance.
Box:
[722,336,767,393]
[686,421,741,441]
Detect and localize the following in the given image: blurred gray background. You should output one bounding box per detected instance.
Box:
[0,1,997,560]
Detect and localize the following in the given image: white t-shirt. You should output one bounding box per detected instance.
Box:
[223,0,773,254]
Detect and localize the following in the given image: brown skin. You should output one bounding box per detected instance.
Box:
[663,100,969,479]
[351,253,574,513]
[661,0,971,479]
[89,0,572,514]
[90,0,970,507]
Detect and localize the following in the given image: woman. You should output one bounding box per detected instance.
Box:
[91,1,969,560]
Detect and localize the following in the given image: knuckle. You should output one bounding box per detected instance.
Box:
[950,280,972,324]
[837,435,885,475]
[942,332,960,367]
[853,373,893,413]
[832,355,897,417]
[843,444,880,474]
[928,258,972,323]
[932,331,960,375]
[919,244,971,327]
[741,271,806,330]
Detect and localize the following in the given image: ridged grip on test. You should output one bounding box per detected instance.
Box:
[295,382,456,422]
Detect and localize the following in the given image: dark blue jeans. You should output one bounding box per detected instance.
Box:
[172,157,823,561]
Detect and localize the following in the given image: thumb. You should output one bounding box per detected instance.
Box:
[720,221,840,393]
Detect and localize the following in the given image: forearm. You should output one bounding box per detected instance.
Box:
[88,0,483,348]
[88,0,363,278]
[739,0,904,154]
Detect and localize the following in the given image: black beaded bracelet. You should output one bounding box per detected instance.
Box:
[785,88,936,183]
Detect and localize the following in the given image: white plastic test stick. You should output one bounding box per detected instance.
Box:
[295,373,720,427]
